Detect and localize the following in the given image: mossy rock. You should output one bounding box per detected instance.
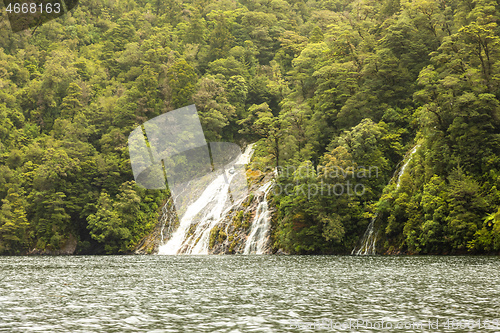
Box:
[228,240,238,253]
[187,224,197,237]
[232,211,244,229]
[243,193,254,207]
[242,212,253,229]
[209,227,220,249]
[218,230,227,243]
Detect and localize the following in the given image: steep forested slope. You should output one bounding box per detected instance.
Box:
[0,0,498,254]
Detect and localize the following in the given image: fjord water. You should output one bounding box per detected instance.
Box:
[1,256,499,332]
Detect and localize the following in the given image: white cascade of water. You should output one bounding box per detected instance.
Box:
[351,215,378,255]
[352,145,420,255]
[395,145,419,190]
[158,144,254,255]
[234,144,254,165]
[243,181,273,255]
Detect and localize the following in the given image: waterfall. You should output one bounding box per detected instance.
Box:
[395,145,419,190]
[352,145,420,255]
[351,215,378,255]
[243,181,274,255]
[158,144,254,255]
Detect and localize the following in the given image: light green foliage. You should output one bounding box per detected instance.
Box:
[167,59,197,109]
[238,102,284,168]
[0,189,30,254]
[87,192,131,254]
[0,0,499,255]
[469,207,500,252]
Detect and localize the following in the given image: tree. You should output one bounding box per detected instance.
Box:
[87,191,132,254]
[192,76,234,140]
[167,59,197,109]
[239,103,284,168]
[60,82,83,121]
[208,13,234,61]
[0,189,30,254]
[309,26,324,43]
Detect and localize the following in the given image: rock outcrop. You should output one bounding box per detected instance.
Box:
[134,169,276,255]
[28,234,78,255]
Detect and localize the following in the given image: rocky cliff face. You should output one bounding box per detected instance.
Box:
[134,169,276,255]
[209,178,275,254]
[28,234,78,255]
[134,198,178,255]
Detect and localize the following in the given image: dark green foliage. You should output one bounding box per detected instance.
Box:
[0,0,499,255]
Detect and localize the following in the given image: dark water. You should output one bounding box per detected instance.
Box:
[0,255,499,332]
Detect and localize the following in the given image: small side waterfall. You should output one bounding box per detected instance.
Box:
[352,144,420,255]
[243,181,273,255]
[352,215,379,256]
[396,145,419,190]
[158,144,254,255]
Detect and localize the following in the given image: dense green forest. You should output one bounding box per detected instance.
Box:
[0,0,499,254]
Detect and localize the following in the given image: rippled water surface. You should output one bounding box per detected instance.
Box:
[0,255,499,332]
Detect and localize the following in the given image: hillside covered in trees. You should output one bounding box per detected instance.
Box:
[0,0,499,255]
